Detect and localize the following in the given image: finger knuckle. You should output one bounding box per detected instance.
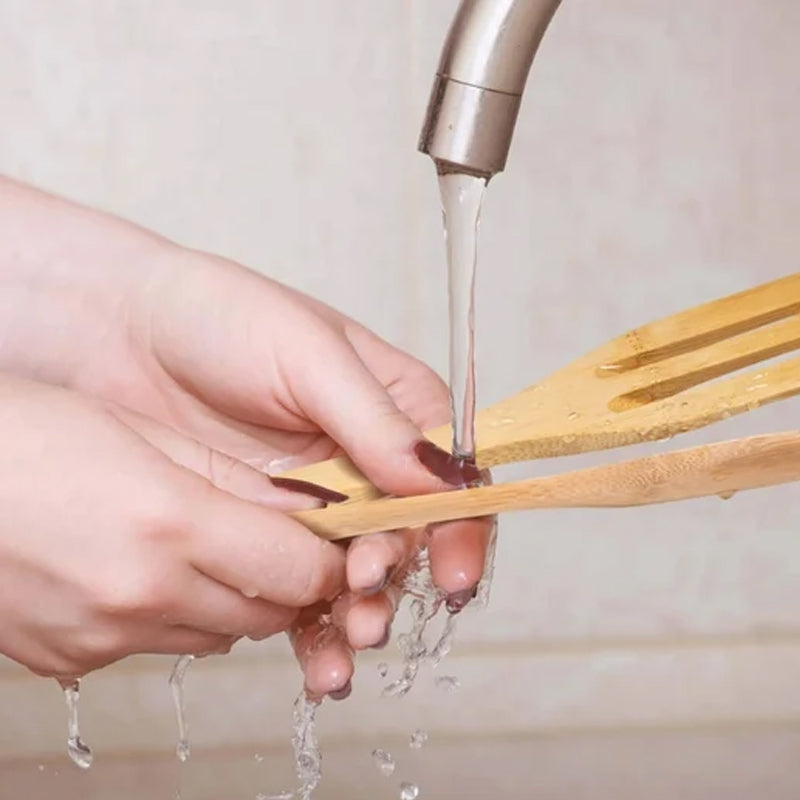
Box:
[63,627,128,668]
[92,567,172,618]
[288,542,340,607]
[247,607,298,640]
[206,449,247,492]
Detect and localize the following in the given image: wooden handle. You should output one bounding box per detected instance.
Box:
[292,431,800,540]
[275,427,452,501]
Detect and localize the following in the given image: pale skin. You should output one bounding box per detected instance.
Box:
[0,176,492,699]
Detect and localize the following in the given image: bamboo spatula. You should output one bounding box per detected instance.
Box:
[277,271,800,502]
[292,430,800,540]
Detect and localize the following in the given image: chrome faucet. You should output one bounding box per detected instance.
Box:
[419,0,562,179]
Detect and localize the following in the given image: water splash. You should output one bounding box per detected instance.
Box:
[409,729,428,750]
[400,782,420,800]
[382,548,449,698]
[372,748,396,776]
[428,610,457,666]
[433,675,460,692]
[474,517,499,608]
[257,792,294,800]
[61,680,93,769]
[168,654,195,762]
[291,693,322,800]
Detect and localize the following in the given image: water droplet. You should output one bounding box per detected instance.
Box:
[596,363,625,375]
[718,491,736,500]
[381,549,451,699]
[372,748,395,776]
[567,411,579,421]
[400,782,420,800]
[409,729,428,749]
[62,680,93,769]
[37,764,45,772]
[241,587,259,599]
[434,675,460,692]
[377,661,389,678]
[169,655,195,762]
[257,792,293,800]
[429,613,456,665]
[292,692,322,800]
[254,753,264,763]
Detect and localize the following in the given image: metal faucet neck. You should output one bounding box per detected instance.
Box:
[418,0,563,178]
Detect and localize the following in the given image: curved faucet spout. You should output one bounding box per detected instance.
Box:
[418,0,563,178]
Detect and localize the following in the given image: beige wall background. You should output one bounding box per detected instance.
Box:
[1,1,800,797]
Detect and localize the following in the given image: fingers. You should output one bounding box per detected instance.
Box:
[163,568,298,639]
[428,516,494,608]
[130,627,237,658]
[287,586,396,700]
[341,530,418,653]
[284,323,480,497]
[275,293,454,435]
[345,531,412,595]
[289,606,354,699]
[109,404,335,511]
[184,478,346,608]
[426,469,496,609]
[340,322,454,432]
[343,591,397,651]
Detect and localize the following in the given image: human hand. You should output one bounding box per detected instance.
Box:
[0,375,344,680]
[0,177,494,696]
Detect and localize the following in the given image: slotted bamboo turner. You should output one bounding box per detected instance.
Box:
[293,430,800,540]
[278,270,800,503]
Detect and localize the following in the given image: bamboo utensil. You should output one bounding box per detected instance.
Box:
[278,271,800,511]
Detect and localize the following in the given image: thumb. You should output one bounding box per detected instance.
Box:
[286,326,480,496]
[113,406,348,607]
[108,404,348,509]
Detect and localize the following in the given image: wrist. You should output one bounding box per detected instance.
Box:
[0,176,168,386]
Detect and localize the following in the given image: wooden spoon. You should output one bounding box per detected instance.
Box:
[278,271,800,502]
[292,431,800,540]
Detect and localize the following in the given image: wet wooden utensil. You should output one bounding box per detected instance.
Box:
[292,430,800,540]
[278,270,800,509]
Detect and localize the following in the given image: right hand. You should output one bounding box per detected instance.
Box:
[0,375,345,681]
[0,177,492,696]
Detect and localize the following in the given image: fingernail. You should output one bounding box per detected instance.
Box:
[446,585,478,614]
[413,440,482,487]
[270,477,349,504]
[361,574,387,597]
[328,680,352,701]
[371,627,390,650]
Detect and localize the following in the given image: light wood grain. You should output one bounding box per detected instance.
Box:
[278,271,800,502]
[293,431,800,540]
